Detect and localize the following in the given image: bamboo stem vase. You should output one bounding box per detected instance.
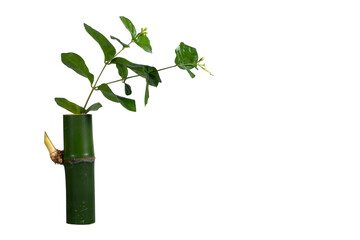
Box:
[63,114,95,224]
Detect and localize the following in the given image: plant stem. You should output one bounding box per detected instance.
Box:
[102,65,177,86]
[82,41,133,111]
[83,63,107,110]
[158,65,178,71]
[114,40,133,58]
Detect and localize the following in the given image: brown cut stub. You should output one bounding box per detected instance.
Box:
[50,150,64,164]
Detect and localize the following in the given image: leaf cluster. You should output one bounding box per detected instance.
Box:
[56,16,205,114]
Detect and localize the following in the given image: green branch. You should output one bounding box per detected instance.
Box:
[57,17,211,114]
[102,65,178,86]
[82,41,133,110]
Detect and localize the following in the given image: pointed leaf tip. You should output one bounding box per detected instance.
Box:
[86,102,103,113]
[135,34,152,53]
[61,52,94,85]
[144,83,149,106]
[98,84,136,112]
[110,35,129,48]
[55,97,85,114]
[120,16,137,39]
[84,23,116,61]
[125,83,132,96]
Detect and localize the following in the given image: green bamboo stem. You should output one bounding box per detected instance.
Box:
[63,114,95,224]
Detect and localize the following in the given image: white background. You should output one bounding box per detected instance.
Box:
[1,0,360,239]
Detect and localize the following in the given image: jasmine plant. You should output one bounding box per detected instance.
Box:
[56,16,212,114]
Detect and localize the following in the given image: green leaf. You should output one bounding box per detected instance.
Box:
[142,66,161,86]
[144,83,149,106]
[111,57,128,79]
[110,56,132,65]
[98,84,136,112]
[175,42,199,73]
[55,98,84,114]
[84,24,116,62]
[111,57,161,87]
[86,102,102,113]
[187,69,196,78]
[61,52,94,85]
[110,35,129,48]
[116,64,128,79]
[120,16,137,39]
[134,34,152,53]
[125,83,132,95]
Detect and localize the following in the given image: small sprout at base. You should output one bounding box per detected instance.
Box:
[44,132,56,154]
[44,132,64,164]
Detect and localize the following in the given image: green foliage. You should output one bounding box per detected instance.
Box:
[111,57,161,87]
[144,83,149,106]
[141,66,161,86]
[111,57,128,79]
[120,16,137,39]
[97,84,136,112]
[55,98,84,114]
[175,42,199,78]
[86,103,102,113]
[125,83,132,95]
[175,42,199,69]
[134,34,152,53]
[110,35,129,48]
[110,57,161,105]
[56,17,211,114]
[120,16,152,53]
[187,70,196,78]
[61,53,94,85]
[84,24,116,62]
